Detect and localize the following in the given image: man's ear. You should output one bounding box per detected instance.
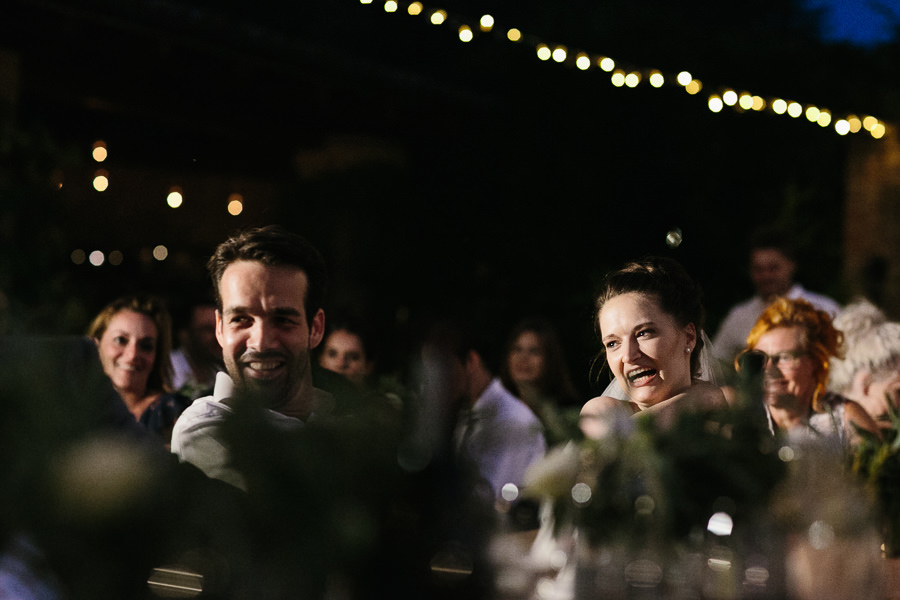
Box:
[215,309,225,348]
[309,309,326,349]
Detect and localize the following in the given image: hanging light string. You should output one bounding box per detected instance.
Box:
[359,0,888,140]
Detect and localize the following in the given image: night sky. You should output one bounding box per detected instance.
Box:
[3,0,898,389]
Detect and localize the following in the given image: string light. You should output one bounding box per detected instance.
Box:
[360,3,889,140]
[552,46,567,63]
[575,52,591,70]
[92,141,107,162]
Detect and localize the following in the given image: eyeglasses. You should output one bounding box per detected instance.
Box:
[735,349,807,373]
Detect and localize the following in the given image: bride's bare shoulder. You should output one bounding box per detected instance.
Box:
[581,395,628,415]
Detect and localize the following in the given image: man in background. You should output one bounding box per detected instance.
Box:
[713,227,841,365]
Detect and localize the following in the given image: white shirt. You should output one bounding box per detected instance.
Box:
[454,378,546,500]
[171,372,331,490]
[712,284,841,364]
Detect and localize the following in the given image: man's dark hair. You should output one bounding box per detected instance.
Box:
[748,226,796,263]
[207,225,327,325]
[423,318,498,375]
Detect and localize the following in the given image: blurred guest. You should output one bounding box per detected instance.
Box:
[580,257,727,436]
[318,316,375,387]
[500,317,580,444]
[829,298,900,429]
[88,295,189,446]
[713,227,840,365]
[421,319,546,503]
[737,297,878,447]
[171,296,223,399]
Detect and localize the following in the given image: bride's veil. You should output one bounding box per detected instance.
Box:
[602,330,722,401]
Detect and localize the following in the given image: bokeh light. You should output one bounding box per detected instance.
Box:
[167,187,183,208]
[835,119,851,135]
[848,115,862,133]
[772,99,787,114]
[649,71,664,88]
[708,95,724,113]
[787,102,803,118]
[228,193,244,216]
[707,512,734,536]
[805,106,820,122]
[92,141,107,162]
[153,245,168,261]
[817,109,832,127]
[666,228,683,248]
[610,70,626,87]
[89,250,105,266]
[722,90,737,106]
[676,71,692,86]
[458,25,472,42]
[430,10,446,25]
[575,53,591,70]
[536,45,551,61]
[863,115,879,131]
[551,46,567,63]
[872,123,886,139]
[751,96,765,111]
[384,0,397,12]
[108,250,124,266]
[624,72,640,88]
[479,15,493,31]
[407,2,422,15]
[571,482,592,504]
[500,483,519,502]
[598,57,615,72]
[70,249,86,265]
[93,170,109,192]
[738,94,753,110]
[685,79,701,95]
[506,28,521,42]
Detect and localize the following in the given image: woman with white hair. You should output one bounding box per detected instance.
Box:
[830,298,900,428]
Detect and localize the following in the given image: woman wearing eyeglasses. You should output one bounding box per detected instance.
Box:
[738,297,879,445]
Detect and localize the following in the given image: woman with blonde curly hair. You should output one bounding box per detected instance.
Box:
[737,297,878,444]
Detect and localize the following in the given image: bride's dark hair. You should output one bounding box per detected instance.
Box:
[595,256,706,379]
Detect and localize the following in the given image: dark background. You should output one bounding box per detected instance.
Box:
[2,0,899,393]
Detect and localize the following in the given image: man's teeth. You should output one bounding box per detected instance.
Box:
[249,361,281,371]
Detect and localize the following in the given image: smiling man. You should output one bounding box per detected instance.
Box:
[171,225,330,489]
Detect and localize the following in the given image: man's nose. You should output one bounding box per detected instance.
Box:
[247,321,278,351]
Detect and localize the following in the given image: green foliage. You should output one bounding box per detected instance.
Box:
[554,403,786,549]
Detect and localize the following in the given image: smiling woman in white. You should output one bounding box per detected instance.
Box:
[580,257,727,435]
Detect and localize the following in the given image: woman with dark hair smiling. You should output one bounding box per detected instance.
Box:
[580,257,727,435]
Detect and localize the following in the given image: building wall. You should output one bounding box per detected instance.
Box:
[844,125,900,317]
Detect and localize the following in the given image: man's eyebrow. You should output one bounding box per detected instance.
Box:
[222,306,302,317]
